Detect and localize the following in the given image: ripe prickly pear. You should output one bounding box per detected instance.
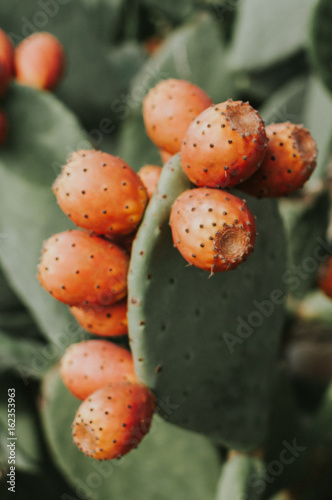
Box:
[70,299,128,337]
[53,150,148,236]
[60,339,136,400]
[14,32,65,91]
[138,165,162,199]
[143,79,212,155]
[169,188,256,273]
[239,122,317,197]
[72,382,155,460]
[38,230,129,307]
[181,99,267,188]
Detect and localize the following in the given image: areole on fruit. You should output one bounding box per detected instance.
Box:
[169,187,256,273]
[180,99,267,189]
[239,122,317,197]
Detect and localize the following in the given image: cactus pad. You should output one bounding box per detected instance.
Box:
[128,155,287,450]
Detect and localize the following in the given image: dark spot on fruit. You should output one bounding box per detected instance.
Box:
[81,190,86,195]
[155,365,163,374]
[84,214,88,219]
[210,144,214,148]
[185,228,189,233]
[271,156,276,161]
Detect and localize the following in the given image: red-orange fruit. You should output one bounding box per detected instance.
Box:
[318,257,332,299]
[143,79,212,154]
[60,340,136,400]
[181,99,267,188]
[0,29,14,97]
[159,148,172,164]
[72,382,155,460]
[0,110,8,146]
[239,122,317,197]
[169,188,256,273]
[138,164,162,199]
[70,299,128,337]
[14,32,65,90]
[53,150,148,236]
[38,230,129,307]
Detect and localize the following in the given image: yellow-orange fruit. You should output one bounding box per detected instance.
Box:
[181,99,267,188]
[159,148,172,164]
[38,230,129,307]
[60,340,136,400]
[53,150,148,236]
[143,79,212,154]
[72,382,155,460]
[239,122,317,197]
[138,164,162,199]
[14,32,65,90]
[170,188,256,273]
[70,299,128,337]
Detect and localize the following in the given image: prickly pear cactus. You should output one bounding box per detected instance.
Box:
[42,369,222,500]
[128,154,287,450]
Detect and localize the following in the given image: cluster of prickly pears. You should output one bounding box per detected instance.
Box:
[143,79,318,274]
[38,149,157,460]
[38,77,319,461]
[0,30,65,147]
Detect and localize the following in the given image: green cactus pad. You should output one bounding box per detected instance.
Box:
[215,454,265,500]
[128,155,287,450]
[42,369,222,500]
